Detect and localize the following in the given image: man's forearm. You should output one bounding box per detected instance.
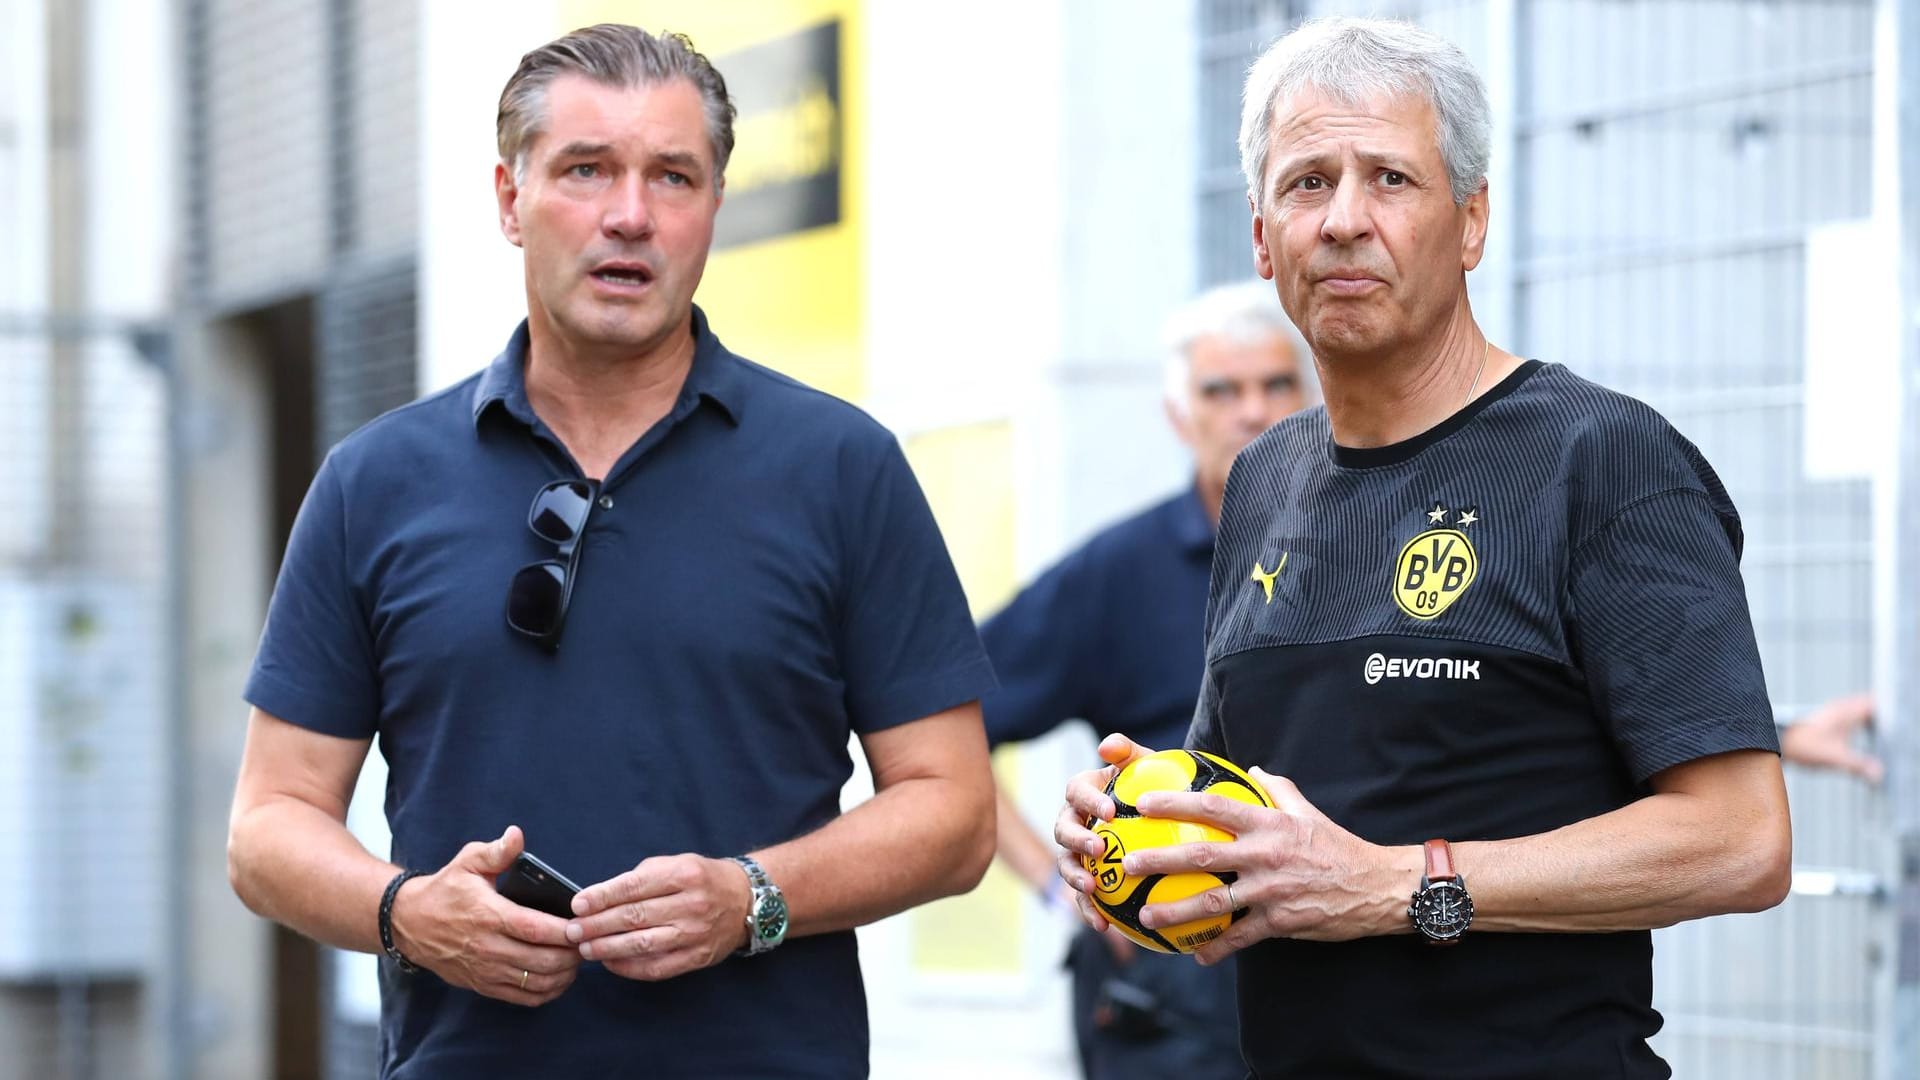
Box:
[1130,751,1791,952]
[1457,794,1788,933]
[228,795,398,954]
[1377,753,1791,936]
[754,774,995,938]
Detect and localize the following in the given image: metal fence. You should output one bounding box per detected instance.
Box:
[1,0,174,1076]
[1514,3,1884,1074]
[0,325,171,1080]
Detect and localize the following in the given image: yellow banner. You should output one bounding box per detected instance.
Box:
[558,1,864,401]
[903,422,1022,975]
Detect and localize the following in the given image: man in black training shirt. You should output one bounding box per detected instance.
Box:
[1053,16,1790,1079]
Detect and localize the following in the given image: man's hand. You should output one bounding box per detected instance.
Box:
[1780,692,1881,783]
[388,825,582,1006]
[1124,768,1417,965]
[567,855,751,981]
[1052,734,1156,934]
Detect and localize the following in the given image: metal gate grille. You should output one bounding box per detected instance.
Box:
[1198,0,1308,287]
[1519,3,1882,1075]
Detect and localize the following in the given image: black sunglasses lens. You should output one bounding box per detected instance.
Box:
[508,561,567,637]
[529,481,593,544]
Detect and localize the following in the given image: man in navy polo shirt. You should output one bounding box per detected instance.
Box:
[980,281,1313,1079]
[227,25,997,1078]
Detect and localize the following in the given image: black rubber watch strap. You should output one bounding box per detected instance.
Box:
[379,869,427,973]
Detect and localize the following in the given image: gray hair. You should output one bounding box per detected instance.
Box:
[498,24,737,184]
[1239,17,1491,207]
[1162,280,1318,414]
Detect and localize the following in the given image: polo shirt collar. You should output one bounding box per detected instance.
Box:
[1173,482,1216,554]
[470,303,744,431]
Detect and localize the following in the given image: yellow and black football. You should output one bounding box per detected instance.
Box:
[1081,748,1273,954]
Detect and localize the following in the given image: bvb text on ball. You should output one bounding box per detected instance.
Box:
[1081,749,1273,954]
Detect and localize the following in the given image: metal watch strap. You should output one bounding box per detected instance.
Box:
[379,869,426,973]
[730,854,783,957]
[732,853,771,891]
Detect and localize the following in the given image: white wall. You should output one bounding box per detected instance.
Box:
[417,0,557,394]
[864,3,1200,1077]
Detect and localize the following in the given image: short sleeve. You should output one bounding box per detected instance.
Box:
[977,551,1100,748]
[243,455,381,738]
[835,436,998,733]
[1566,489,1779,781]
[1182,666,1226,758]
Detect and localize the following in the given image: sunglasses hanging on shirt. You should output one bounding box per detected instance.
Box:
[506,478,599,650]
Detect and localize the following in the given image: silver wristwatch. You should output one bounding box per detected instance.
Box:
[730,855,789,957]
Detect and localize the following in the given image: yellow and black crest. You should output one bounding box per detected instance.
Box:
[1393,502,1480,620]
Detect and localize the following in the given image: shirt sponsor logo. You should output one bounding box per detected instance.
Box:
[1393,502,1480,620]
[1364,652,1482,685]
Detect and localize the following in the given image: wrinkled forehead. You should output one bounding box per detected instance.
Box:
[1268,85,1441,161]
[527,73,714,166]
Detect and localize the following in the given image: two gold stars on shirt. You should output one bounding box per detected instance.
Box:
[1249,505,1479,605]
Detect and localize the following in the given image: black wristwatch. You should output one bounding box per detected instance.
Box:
[1406,839,1473,945]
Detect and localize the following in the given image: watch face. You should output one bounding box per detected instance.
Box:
[754,892,789,942]
[1413,880,1473,940]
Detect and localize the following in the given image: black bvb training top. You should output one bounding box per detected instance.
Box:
[1188,360,1779,1079]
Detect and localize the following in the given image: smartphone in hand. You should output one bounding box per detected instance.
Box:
[496,851,582,918]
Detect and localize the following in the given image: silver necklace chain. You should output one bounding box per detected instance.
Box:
[1464,339,1490,407]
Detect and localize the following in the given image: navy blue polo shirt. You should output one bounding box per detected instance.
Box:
[979,488,1214,753]
[245,307,996,1079]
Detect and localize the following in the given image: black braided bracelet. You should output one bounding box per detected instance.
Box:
[379,869,427,974]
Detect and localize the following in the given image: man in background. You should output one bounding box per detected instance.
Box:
[981,281,1315,1078]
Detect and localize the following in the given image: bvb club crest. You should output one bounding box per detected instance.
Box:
[1393,502,1480,620]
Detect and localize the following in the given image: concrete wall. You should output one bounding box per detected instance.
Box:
[175,319,279,1080]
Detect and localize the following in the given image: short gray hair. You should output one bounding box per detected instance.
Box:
[1162,280,1318,414]
[1239,17,1491,207]
[498,24,737,183]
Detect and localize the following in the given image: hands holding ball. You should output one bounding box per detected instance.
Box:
[1079,747,1271,953]
[1054,734,1411,964]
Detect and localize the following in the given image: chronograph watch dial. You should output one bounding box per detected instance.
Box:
[1407,838,1474,945]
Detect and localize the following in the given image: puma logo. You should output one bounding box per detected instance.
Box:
[1250,553,1288,604]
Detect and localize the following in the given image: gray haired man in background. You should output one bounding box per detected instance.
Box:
[981,281,1314,1078]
